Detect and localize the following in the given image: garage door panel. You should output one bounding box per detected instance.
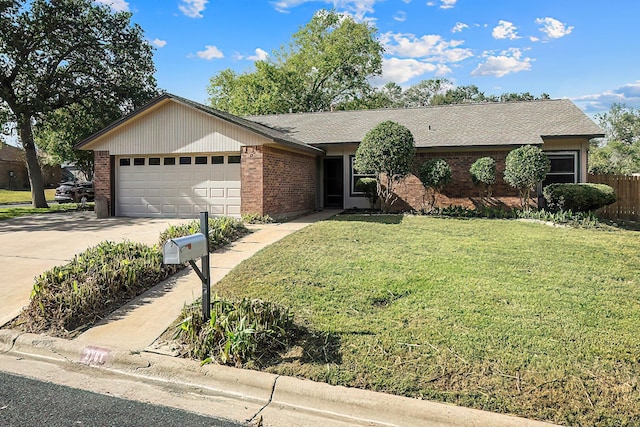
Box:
[210,205,225,215]
[117,156,241,218]
[162,205,176,214]
[210,188,225,198]
[227,205,241,215]
[226,168,241,180]
[193,188,208,198]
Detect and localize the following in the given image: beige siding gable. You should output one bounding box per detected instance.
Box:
[88,101,272,155]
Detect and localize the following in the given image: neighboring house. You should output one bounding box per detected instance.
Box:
[0,142,29,189]
[76,93,603,218]
[0,143,62,190]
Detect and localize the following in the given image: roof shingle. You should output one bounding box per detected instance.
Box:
[247,99,603,148]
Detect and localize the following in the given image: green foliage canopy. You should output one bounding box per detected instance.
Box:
[0,0,157,206]
[589,103,640,175]
[208,10,383,115]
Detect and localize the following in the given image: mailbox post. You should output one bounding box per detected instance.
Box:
[163,212,211,320]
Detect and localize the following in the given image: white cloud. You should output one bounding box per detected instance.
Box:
[152,39,167,48]
[94,0,129,11]
[380,58,451,84]
[452,22,468,33]
[393,11,407,22]
[535,17,573,39]
[530,36,540,42]
[271,0,377,21]
[471,48,532,77]
[426,1,435,6]
[179,0,208,18]
[572,81,640,112]
[381,32,473,63]
[196,45,224,60]
[492,20,520,40]
[440,0,457,9]
[247,48,269,61]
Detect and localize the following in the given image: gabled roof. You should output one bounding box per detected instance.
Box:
[75,93,323,154]
[247,99,604,148]
[0,143,24,162]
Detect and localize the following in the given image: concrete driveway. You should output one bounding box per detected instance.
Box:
[0,211,189,327]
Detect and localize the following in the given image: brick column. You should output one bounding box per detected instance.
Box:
[93,150,112,217]
[241,146,265,215]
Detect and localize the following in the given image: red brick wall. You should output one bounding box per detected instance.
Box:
[93,150,111,209]
[241,146,264,215]
[393,149,522,211]
[263,146,316,216]
[241,145,316,218]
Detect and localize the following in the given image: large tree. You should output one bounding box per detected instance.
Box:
[208,9,383,115]
[0,0,156,207]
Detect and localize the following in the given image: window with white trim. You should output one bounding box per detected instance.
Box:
[543,151,578,186]
[349,155,375,196]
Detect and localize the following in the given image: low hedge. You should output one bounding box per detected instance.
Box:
[543,183,616,212]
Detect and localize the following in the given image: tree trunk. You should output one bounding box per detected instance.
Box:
[17,116,48,208]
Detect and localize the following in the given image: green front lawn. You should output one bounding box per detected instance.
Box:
[0,189,56,204]
[214,215,640,426]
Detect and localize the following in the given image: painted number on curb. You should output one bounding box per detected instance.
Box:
[80,346,111,365]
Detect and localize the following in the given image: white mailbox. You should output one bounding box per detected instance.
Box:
[163,233,208,264]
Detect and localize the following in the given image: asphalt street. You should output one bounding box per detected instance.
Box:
[0,371,246,427]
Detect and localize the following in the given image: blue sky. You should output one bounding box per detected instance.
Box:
[100,0,638,115]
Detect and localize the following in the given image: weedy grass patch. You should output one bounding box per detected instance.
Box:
[212,215,640,426]
[159,216,249,250]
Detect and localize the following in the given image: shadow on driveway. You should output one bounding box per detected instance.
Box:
[0,211,189,234]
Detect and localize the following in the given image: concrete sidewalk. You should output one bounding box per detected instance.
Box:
[0,209,558,426]
[74,210,341,351]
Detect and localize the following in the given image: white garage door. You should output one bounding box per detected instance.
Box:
[116,154,241,218]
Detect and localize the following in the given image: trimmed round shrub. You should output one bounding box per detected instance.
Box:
[419,158,452,191]
[543,183,616,212]
[469,157,496,195]
[504,145,550,209]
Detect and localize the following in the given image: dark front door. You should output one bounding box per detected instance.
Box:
[324,158,343,208]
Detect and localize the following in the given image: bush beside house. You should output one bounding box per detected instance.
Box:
[543,183,616,212]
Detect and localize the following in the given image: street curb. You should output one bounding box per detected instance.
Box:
[0,329,21,353]
[2,328,559,427]
[267,375,557,427]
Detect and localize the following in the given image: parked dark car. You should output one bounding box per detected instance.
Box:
[54,181,95,203]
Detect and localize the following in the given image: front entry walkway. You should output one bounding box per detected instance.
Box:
[74,210,341,351]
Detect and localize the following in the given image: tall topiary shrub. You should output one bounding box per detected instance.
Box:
[504,145,550,210]
[354,121,415,212]
[469,157,496,196]
[418,158,452,210]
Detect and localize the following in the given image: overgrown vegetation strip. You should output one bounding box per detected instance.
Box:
[13,217,249,338]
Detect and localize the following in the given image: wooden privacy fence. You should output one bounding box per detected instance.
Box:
[589,174,640,222]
